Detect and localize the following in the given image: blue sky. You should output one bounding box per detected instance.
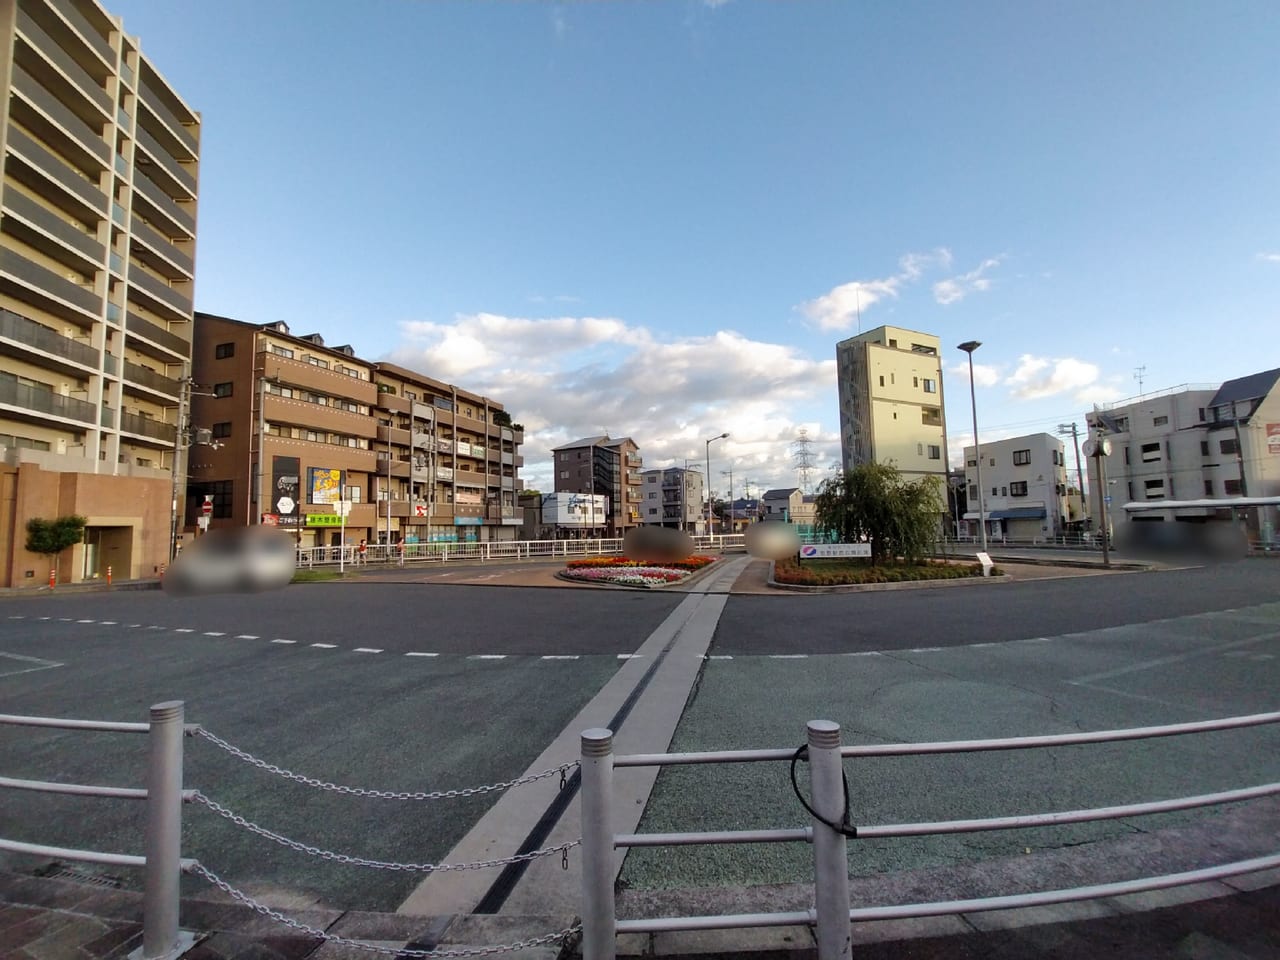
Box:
[113,0,1280,497]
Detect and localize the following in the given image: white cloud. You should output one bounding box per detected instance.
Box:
[947,360,1000,388]
[796,248,952,332]
[1257,252,1280,264]
[385,313,838,493]
[1074,385,1127,406]
[1005,355,1100,400]
[933,256,1004,305]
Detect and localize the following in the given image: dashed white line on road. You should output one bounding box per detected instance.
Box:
[617,654,642,660]
[769,654,808,659]
[354,647,383,654]
[77,619,94,623]
[174,628,194,633]
[204,632,225,637]
[147,625,165,630]
[100,621,116,625]
[908,647,943,653]
[37,617,50,621]
[271,639,296,644]
[847,651,883,657]
[405,652,438,657]
[541,655,580,660]
[311,643,337,649]
[706,655,734,660]
[235,635,259,640]
[7,616,24,620]
[469,654,506,660]
[59,618,72,621]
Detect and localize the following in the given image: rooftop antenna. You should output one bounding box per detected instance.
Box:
[1134,366,1146,396]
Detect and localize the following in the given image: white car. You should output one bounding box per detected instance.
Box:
[165,528,296,594]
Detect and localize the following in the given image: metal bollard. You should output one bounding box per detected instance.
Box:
[141,701,185,960]
[579,728,617,960]
[807,720,852,960]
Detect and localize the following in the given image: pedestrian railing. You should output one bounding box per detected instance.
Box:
[0,703,582,958]
[577,712,1280,960]
[293,534,746,569]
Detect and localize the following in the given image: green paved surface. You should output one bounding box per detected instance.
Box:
[621,601,1280,890]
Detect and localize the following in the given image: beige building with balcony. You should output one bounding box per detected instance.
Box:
[0,0,199,587]
[190,313,525,548]
[836,325,949,485]
[639,465,702,532]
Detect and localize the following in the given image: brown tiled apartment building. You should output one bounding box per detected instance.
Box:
[189,313,524,548]
[551,435,642,537]
[0,0,199,587]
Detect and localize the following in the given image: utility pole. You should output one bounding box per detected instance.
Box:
[1058,422,1087,531]
[721,467,734,533]
[168,362,191,561]
[1084,429,1112,569]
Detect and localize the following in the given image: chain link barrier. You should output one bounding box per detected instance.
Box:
[188,861,581,958]
[192,791,578,872]
[196,727,577,799]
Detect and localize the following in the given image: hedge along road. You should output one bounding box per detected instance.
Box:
[0,580,685,911]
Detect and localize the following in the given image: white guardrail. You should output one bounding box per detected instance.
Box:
[294,535,747,568]
[4,707,1279,959]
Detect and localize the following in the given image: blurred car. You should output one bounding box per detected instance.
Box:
[164,528,296,594]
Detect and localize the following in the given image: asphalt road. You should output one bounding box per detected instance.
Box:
[1,560,1278,912]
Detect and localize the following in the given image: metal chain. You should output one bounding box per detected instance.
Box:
[188,861,581,958]
[192,792,579,872]
[196,727,578,799]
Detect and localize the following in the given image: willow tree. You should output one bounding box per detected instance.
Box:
[813,464,942,564]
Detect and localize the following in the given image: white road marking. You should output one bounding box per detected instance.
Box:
[1022,637,1052,644]
[847,651,883,657]
[909,647,943,653]
[271,639,296,645]
[354,647,383,654]
[59,618,72,621]
[617,653,642,660]
[100,621,117,626]
[7,616,24,620]
[203,632,225,637]
[235,635,259,640]
[405,652,439,657]
[469,654,506,660]
[1069,632,1278,685]
[541,655,580,660]
[0,651,64,678]
[128,624,141,627]
[769,654,808,659]
[707,655,734,660]
[77,619,94,624]
[147,626,165,630]
[174,628,194,633]
[1252,654,1275,661]
[311,643,337,649]
[38,617,50,621]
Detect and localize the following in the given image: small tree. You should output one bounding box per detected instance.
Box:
[813,463,941,564]
[26,515,87,568]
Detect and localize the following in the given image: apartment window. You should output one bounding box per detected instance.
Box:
[1220,438,1238,455]
[268,383,293,399]
[991,487,998,496]
[213,382,233,397]
[1144,479,1165,499]
[648,491,657,499]
[305,355,329,369]
[1009,481,1028,496]
[1204,480,1213,495]
[1141,442,1161,463]
[889,339,898,348]
[927,445,941,460]
[879,375,884,387]
[1114,417,1129,431]
[208,479,234,519]
[922,407,941,426]
[1153,415,1168,427]
[913,376,919,387]
[923,378,937,393]
[304,430,322,442]
[348,486,361,503]
[1200,440,1210,456]
[1124,447,1130,465]
[135,457,152,467]
[1224,479,1242,495]
[966,459,976,467]
[214,342,235,359]
[1012,449,1031,466]
[1198,408,1206,422]
[989,458,995,467]
[269,345,294,359]
[968,484,977,501]
[211,422,231,438]
[1128,481,1134,500]
[1001,486,1008,496]
[917,443,924,456]
[559,470,569,479]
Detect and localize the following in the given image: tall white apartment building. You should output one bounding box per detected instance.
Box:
[962,432,1070,540]
[836,325,949,485]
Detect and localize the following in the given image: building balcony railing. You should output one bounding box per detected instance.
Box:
[0,307,100,370]
[125,312,187,357]
[10,64,108,169]
[0,247,100,321]
[132,169,195,237]
[5,125,109,219]
[137,83,199,160]
[127,264,192,320]
[133,123,197,198]
[130,214,194,277]
[118,410,177,444]
[41,0,114,67]
[121,357,179,398]
[2,186,105,269]
[15,8,112,119]
[0,375,97,424]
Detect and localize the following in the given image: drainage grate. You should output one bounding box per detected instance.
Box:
[33,863,123,888]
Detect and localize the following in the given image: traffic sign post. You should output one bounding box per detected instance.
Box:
[199,498,212,533]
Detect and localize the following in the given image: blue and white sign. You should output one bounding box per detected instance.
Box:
[799,543,871,558]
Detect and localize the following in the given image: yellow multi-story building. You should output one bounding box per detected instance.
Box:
[835,325,950,484]
[0,0,199,587]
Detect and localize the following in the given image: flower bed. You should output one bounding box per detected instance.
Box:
[773,557,997,586]
[562,555,716,586]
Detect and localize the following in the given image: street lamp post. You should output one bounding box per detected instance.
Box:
[705,433,728,536]
[957,341,987,554]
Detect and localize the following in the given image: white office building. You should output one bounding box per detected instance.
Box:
[962,432,1070,541]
